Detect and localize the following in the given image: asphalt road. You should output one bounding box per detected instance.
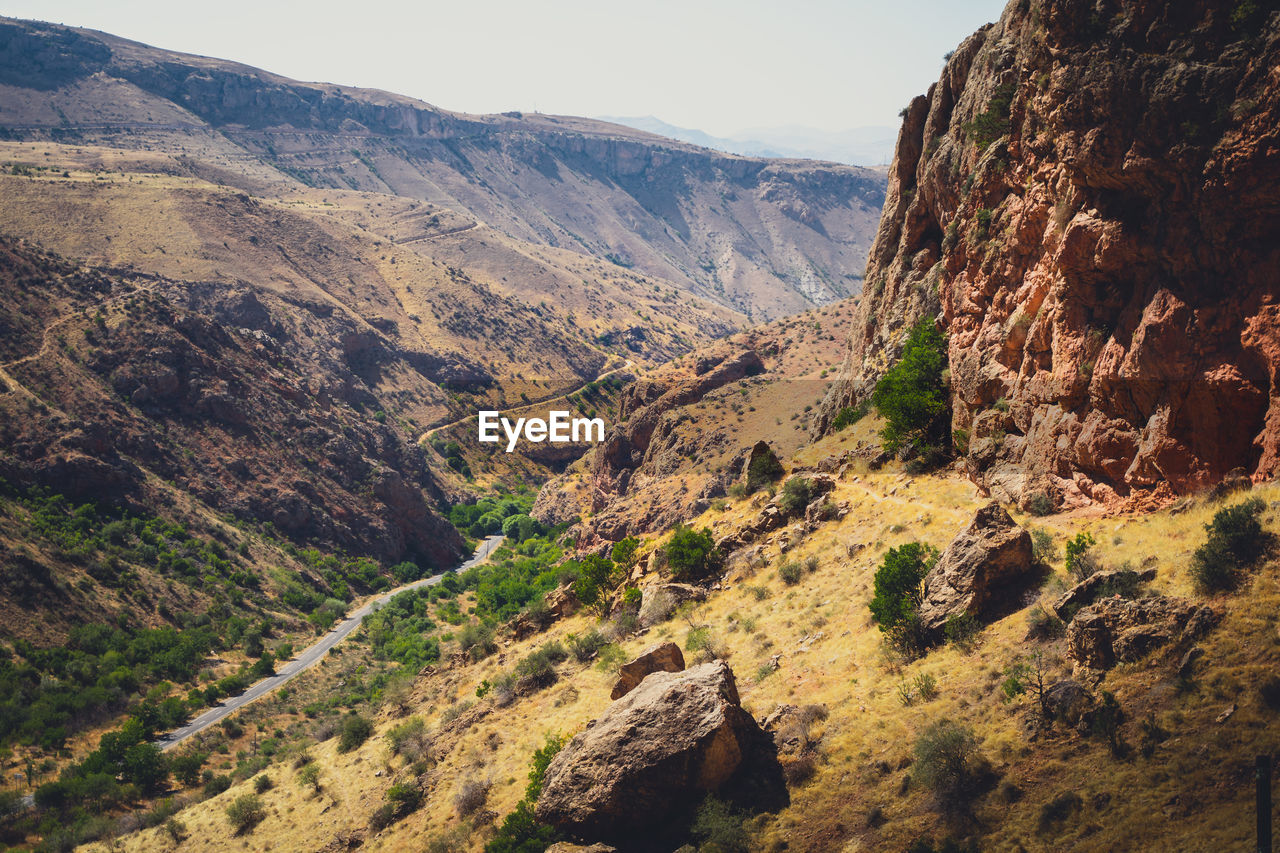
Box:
[153,535,505,752]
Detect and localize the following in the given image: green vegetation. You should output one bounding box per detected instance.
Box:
[963,81,1017,151]
[871,319,950,458]
[662,524,722,582]
[745,444,785,492]
[914,719,982,814]
[225,792,266,835]
[486,734,565,853]
[869,543,938,656]
[1064,532,1098,580]
[337,713,374,753]
[831,401,870,431]
[1192,496,1268,591]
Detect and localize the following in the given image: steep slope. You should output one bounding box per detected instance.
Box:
[0,16,885,321]
[817,0,1280,510]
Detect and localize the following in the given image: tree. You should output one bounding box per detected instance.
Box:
[572,554,615,612]
[1192,496,1268,591]
[871,319,949,455]
[662,525,721,582]
[297,762,321,792]
[745,444,785,493]
[610,537,641,573]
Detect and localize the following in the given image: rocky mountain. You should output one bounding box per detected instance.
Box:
[817,0,1280,511]
[0,16,885,321]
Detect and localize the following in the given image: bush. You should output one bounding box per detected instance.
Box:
[297,762,321,792]
[1026,492,1054,516]
[913,720,981,814]
[337,714,374,753]
[662,524,722,582]
[1029,527,1055,564]
[778,560,803,585]
[1192,496,1268,592]
[203,774,232,798]
[869,543,937,636]
[745,444,785,493]
[1037,791,1083,833]
[567,629,608,663]
[455,778,490,817]
[252,774,273,793]
[690,797,750,852]
[572,554,616,611]
[387,716,428,759]
[871,319,950,456]
[1064,532,1099,580]
[832,402,869,431]
[777,476,816,517]
[225,793,266,835]
[943,613,979,649]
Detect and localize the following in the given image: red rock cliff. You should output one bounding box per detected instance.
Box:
[819,0,1280,509]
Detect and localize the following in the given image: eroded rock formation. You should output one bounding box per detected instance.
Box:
[819,0,1280,509]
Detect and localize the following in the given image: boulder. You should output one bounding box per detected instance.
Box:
[637,582,706,627]
[1065,596,1217,671]
[537,661,779,838]
[916,503,1034,632]
[610,641,685,700]
[546,584,581,619]
[1042,680,1093,725]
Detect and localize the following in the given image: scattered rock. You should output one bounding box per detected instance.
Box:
[536,661,784,838]
[1216,704,1237,724]
[917,503,1034,633]
[609,641,685,700]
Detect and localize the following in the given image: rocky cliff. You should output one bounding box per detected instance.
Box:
[818,0,1280,509]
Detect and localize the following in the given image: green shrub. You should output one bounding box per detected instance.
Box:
[745,445,785,492]
[662,525,722,581]
[690,796,750,852]
[779,560,804,585]
[1064,532,1098,580]
[572,553,616,611]
[944,613,979,649]
[297,762,321,792]
[869,543,937,634]
[1025,492,1053,516]
[777,477,816,517]
[832,402,870,431]
[1192,496,1268,592]
[567,629,608,663]
[871,319,950,456]
[252,774,272,793]
[225,793,265,834]
[337,714,373,753]
[1029,528,1055,564]
[963,81,1016,151]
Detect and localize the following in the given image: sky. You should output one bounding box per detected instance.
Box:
[1,0,1008,136]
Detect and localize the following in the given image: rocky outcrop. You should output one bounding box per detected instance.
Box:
[1052,566,1157,620]
[917,502,1034,632]
[818,0,1280,508]
[609,641,685,700]
[1065,596,1218,671]
[637,583,706,628]
[536,661,781,839]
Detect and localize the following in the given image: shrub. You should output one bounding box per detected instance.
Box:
[203,774,232,798]
[804,555,820,573]
[778,560,804,585]
[869,543,937,635]
[914,672,939,701]
[662,525,722,582]
[913,720,981,814]
[871,319,950,456]
[225,793,265,835]
[1037,791,1083,833]
[337,714,374,753]
[1260,675,1280,711]
[691,796,750,852]
[1025,492,1053,516]
[459,622,498,662]
[252,774,273,793]
[1093,690,1125,756]
[455,778,490,817]
[387,781,423,817]
[943,613,979,649]
[832,402,869,431]
[485,734,565,853]
[745,444,785,492]
[1064,532,1099,580]
[297,762,321,792]
[386,717,428,760]
[963,81,1016,151]
[1029,527,1055,564]
[1192,496,1268,592]
[567,629,608,663]
[777,476,816,516]
[1025,604,1064,640]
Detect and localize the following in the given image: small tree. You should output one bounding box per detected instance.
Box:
[869,543,937,632]
[297,762,321,792]
[610,536,641,573]
[871,319,950,456]
[1000,650,1055,722]
[572,554,615,612]
[745,444,785,493]
[1064,532,1099,580]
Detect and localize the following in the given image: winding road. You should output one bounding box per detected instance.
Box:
[154,535,505,752]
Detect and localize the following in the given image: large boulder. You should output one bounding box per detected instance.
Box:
[537,661,781,839]
[917,503,1034,632]
[1051,566,1156,620]
[610,641,685,700]
[1065,596,1217,671]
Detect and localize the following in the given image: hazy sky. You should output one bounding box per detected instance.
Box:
[2,0,1007,135]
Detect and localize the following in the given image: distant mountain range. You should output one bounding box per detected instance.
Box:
[597,116,897,167]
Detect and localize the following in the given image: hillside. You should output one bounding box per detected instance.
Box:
[816,0,1280,511]
[0,16,885,321]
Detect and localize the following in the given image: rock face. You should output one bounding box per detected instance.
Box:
[1065,596,1217,671]
[609,641,686,700]
[537,661,773,838]
[917,502,1034,632]
[1052,567,1157,620]
[818,0,1280,509]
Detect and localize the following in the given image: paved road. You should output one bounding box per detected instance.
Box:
[153,535,505,752]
